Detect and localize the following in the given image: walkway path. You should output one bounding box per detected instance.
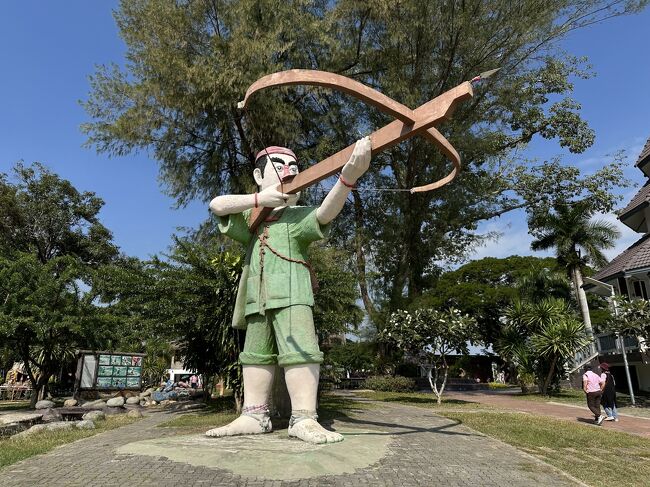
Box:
[445,390,650,437]
[0,398,584,486]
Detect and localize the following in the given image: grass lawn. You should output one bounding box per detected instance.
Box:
[355,390,493,410]
[514,388,650,418]
[0,414,139,470]
[0,400,31,412]
[438,410,650,487]
[158,393,372,431]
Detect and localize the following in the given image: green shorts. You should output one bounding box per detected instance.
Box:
[239,305,324,367]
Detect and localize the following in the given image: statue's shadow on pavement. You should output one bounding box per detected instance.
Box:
[324,406,477,437]
[116,425,392,481]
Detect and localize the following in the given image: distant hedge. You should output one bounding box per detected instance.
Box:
[364,375,417,392]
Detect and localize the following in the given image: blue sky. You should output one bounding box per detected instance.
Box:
[1,2,649,262]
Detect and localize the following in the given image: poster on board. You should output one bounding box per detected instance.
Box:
[77,352,146,391]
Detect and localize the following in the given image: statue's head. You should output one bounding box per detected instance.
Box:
[253,146,299,190]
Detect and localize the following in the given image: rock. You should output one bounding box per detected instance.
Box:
[139,399,147,406]
[106,397,125,407]
[125,396,140,405]
[0,412,43,426]
[82,410,106,421]
[75,420,95,429]
[41,408,63,423]
[139,388,155,398]
[63,399,78,407]
[126,409,143,419]
[35,400,55,410]
[159,399,177,408]
[12,421,74,439]
[82,399,106,410]
[12,424,47,439]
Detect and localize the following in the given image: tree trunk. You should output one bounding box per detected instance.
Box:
[438,359,449,404]
[30,373,50,408]
[352,192,376,320]
[427,365,444,405]
[572,266,594,338]
[541,355,558,396]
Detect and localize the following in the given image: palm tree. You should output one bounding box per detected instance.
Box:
[498,297,589,395]
[529,201,620,337]
[516,267,571,303]
[531,316,589,395]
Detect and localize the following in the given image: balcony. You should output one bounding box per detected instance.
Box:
[596,333,639,355]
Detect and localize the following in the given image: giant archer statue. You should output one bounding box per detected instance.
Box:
[207,69,495,444]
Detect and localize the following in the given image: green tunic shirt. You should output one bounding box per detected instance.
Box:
[218,206,328,328]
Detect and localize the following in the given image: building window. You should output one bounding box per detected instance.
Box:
[633,280,648,300]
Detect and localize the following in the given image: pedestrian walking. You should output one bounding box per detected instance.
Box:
[599,362,619,422]
[583,364,606,425]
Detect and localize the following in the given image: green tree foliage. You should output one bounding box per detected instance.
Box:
[529,200,620,336]
[325,341,377,378]
[95,238,245,404]
[309,244,364,344]
[0,163,120,406]
[82,0,643,318]
[412,256,563,345]
[380,308,479,403]
[605,295,650,344]
[497,297,589,395]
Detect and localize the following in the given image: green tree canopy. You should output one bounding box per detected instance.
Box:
[0,163,122,405]
[412,255,563,344]
[497,297,589,394]
[83,0,643,318]
[529,200,621,336]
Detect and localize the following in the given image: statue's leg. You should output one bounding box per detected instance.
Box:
[285,363,344,444]
[205,365,274,437]
[206,314,277,437]
[273,305,343,444]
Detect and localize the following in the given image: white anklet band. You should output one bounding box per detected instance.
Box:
[289,409,318,427]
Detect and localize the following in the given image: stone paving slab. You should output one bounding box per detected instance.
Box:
[0,401,582,486]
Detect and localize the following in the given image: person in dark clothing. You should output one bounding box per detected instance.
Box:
[599,362,619,422]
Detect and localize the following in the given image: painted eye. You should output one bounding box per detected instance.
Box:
[275,164,284,172]
[289,166,299,174]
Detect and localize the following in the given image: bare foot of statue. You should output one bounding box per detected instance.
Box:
[205,414,271,437]
[287,418,343,444]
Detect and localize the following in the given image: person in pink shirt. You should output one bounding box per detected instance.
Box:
[583,364,606,425]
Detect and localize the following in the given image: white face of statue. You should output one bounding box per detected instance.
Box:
[253,153,300,191]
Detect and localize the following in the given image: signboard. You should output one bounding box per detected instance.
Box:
[76,351,146,391]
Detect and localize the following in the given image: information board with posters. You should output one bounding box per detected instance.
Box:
[75,351,146,391]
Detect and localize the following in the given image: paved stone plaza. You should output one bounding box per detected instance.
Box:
[0,399,583,486]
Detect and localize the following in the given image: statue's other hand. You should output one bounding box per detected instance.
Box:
[341,136,371,183]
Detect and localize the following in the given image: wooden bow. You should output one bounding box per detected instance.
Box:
[239,69,473,231]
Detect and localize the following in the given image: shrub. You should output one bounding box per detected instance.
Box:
[364,375,417,392]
